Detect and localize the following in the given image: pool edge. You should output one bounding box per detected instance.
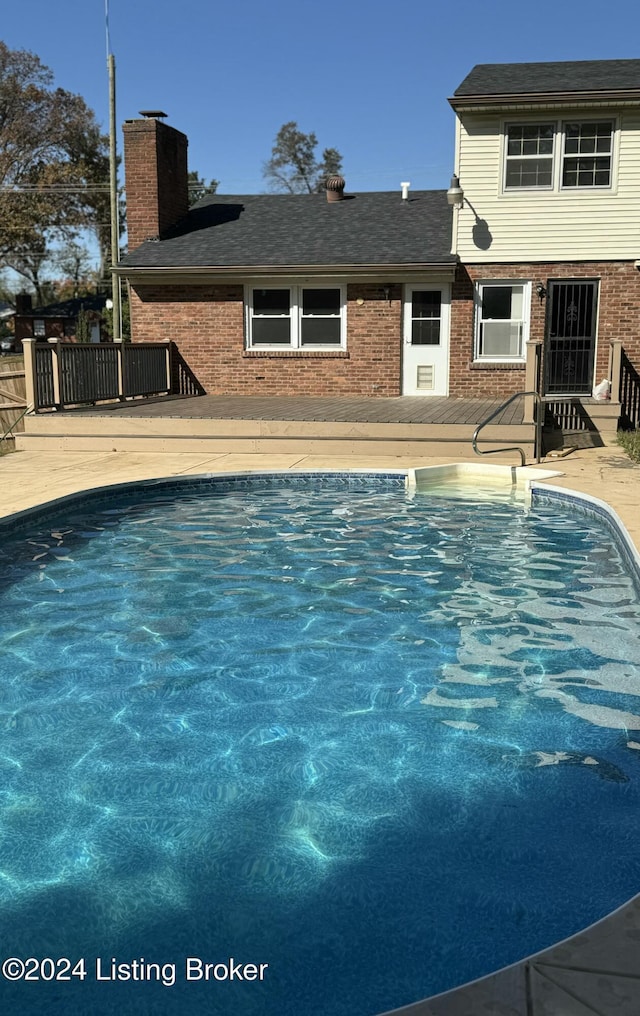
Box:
[2,464,639,1016]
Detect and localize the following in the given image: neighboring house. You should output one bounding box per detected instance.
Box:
[0,300,16,353]
[117,60,640,414]
[13,294,109,345]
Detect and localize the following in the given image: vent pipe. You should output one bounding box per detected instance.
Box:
[401,181,410,200]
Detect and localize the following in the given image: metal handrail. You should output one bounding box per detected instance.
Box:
[472,390,542,467]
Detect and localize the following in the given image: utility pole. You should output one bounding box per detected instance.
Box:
[106,3,122,341]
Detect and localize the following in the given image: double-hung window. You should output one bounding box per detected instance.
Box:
[475,282,530,361]
[247,286,345,349]
[503,120,615,192]
[504,124,555,189]
[562,121,613,188]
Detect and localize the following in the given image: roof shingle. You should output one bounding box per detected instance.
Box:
[120,190,455,270]
[454,59,640,98]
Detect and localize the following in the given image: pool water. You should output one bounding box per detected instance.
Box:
[1,480,640,1016]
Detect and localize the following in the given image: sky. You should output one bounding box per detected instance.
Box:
[3,0,640,200]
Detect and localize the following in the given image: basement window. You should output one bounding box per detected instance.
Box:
[247,286,345,349]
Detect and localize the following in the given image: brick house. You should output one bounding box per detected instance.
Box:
[117,59,640,420]
[13,293,109,345]
[449,59,640,417]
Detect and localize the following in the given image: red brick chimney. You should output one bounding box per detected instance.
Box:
[123,115,189,252]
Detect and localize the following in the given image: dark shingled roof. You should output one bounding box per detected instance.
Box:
[23,296,108,319]
[454,59,640,97]
[120,191,456,270]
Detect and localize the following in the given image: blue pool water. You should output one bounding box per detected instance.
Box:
[1,477,640,1016]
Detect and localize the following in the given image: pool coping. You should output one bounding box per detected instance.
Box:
[1,462,639,1015]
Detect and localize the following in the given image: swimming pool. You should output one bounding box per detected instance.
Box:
[1,473,640,1016]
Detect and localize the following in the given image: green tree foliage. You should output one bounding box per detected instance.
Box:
[263,122,343,194]
[74,308,92,344]
[188,170,219,207]
[0,42,111,301]
[101,291,131,342]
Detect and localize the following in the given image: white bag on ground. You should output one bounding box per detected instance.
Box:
[592,378,611,400]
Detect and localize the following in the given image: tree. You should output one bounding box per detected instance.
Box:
[188,170,219,207]
[263,122,343,194]
[0,42,112,301]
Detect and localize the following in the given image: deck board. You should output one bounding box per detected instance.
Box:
[64,395,525,427]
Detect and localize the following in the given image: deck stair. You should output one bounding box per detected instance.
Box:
[16,394,539,461]
[542,396,621,452]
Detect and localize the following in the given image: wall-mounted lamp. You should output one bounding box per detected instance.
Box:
[446,174,464,209]
[381,285,392,304]
[536,282,547,302]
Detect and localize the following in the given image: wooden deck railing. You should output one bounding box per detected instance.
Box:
[23,339,172,413]
[616,347,640,429]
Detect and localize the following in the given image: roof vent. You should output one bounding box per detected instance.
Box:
[401,181,411,200]
[138,110,167,119]
[325,175,346,202]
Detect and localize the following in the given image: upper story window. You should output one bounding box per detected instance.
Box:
[247,286,345,349]
[503,119,616,192]
[33,319,46,337]
[505,124,555,189]
[562,121,613,188]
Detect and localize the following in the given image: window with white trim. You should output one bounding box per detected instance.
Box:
[504,124,555,189]
[502,119,616,192]
[562,121,613,188]
[475,282,530,361]
[247,286,345,349]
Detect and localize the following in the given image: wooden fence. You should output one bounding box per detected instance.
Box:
[0,367,27,436]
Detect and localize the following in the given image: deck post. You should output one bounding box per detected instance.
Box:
[523,340,542,424]
[608,340,623,402]
[116,343,125,399]
[47,338,62,410]
[165,344,172,394]
[21,338,38,413]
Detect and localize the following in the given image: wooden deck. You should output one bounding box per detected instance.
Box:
[19,394,535,459]
[61,394,525,426]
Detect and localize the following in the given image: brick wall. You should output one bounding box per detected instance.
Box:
[130,283,403,396]
[129,262,640,398]
[123,119,189,252]
[450,261,640,397]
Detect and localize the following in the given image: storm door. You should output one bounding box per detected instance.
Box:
[402,285,450,396]
[544,280,598,395]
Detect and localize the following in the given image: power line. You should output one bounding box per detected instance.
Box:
[0,186,111,193]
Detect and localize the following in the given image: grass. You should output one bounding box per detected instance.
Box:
[617,428,640,463]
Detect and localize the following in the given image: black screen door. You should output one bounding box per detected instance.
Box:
[544,280,598,395]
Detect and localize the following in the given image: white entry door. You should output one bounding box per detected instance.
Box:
[402,285,450,396]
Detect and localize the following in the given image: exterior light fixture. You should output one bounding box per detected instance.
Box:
[536,282,548,302]
[446,174,464,208]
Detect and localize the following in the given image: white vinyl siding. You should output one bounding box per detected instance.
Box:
[454,108,640,262]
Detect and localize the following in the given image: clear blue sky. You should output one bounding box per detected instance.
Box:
[3,0,640,195]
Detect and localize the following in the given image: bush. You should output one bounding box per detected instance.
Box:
[617,428,640,463]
